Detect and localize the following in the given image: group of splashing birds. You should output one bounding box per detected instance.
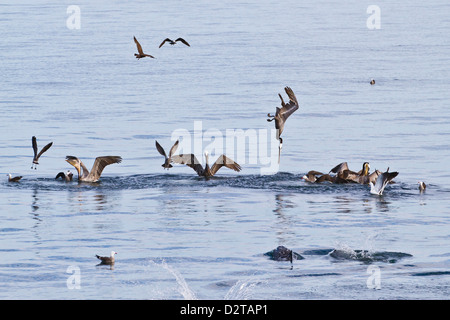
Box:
[7,82,426,197]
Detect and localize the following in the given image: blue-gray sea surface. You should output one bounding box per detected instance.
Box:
[0,0,449,299]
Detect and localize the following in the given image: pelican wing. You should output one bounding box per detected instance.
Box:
[210,155,242,176]
[36,142,53,160]
[168,140,179,158]
[171,154,204,175]
[87,156,122,182]
[155,141,167,157]
[175,38,190,46]
[134,36,144,54]
[159,38,172,48]
[329,162,349,174]
[32,136,38,158]
[278,87,299,121]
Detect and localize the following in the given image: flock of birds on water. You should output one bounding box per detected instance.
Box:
[5,37,428,265]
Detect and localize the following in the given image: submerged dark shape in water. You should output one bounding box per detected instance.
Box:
[329,249,412,264]
[264,246,304,263]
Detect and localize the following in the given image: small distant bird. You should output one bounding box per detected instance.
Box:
[370,79,375,85]
[155,140,179,169]
[369,168,399,195]
[31,136,53,169]
[133,36,155,59]
[55,170,73,182]
[171,151,241,177]
[267,87,299,164]
[96,251,117,265]
[418,181,426,192]
[65,155,122,182]
[7,174,22,182]
[159,37,190,48]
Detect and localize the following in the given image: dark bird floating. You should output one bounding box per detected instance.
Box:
[264,246,304,263]
[96,251,117,265]
[267,87,299,164]
[7,174,22,182]
[159,37,190,48]
[55,170,73,182]
[133,36,155,59]
[418,181,426,192]
[171,151,241,177]
[65,155,122,182]
[31,136,53,169]
[370,79,375,85]
[155,140,179,170]
[369,167,399,195]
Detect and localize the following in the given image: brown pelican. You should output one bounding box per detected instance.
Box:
[155,140,179,169]
[370,79,376,85]
[267,87,299,163]
[369,168,399,195]
[65,156,122,182]
[7,174,22,182]
[55,170,73,182]
[330,162,381,184]
[31,136,53,169]
[96,251,117,265]
[418,181,426,192]
[159,37,190,48]
[171,151,241,177]
[133,36,155,59]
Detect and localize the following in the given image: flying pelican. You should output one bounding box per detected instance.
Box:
[267,87,299,163]
[55,170,73,182]
[133,36,155,59]
[31,136,53,169]
[155,140,179,169]
[65,156,122,182]
[369,168,399,196]
[159,37,190,48]
[7,174,22,182]
[418,181,426,192]
[171,151,241,177]
[96,251,117,265]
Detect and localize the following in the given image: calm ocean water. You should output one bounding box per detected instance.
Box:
[0,0,449,300]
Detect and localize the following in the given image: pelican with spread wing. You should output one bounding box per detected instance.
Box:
[65,155,122,182]
[171,151,241,177]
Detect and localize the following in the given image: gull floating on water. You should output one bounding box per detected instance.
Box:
[171,151,241,177]
[7,174,22,182]
[55,170,73,182]
[159,37,190,48]
[31,136,53,169]
[96,251,117,265]
[133,36,155,59]
[267,87,299,164]
[369,168,399,195]
[155,140,179,170]
[65,155,122,182]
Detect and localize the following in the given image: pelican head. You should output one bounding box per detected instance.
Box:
[65,156,82,175]
[110,251,117,258]
[362,162,370,176]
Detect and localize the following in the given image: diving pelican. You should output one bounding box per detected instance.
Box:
[55,170,73,182]
[369,168,399,195]
[159,37,190,48]
[267,87,299,163]
[7,174,22,182]
[31,136,53,169]
[133,36,155,59]
[65,155,122,182]
[155,140,179,169]
[171,151,241,177]
[96,251,117,265]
